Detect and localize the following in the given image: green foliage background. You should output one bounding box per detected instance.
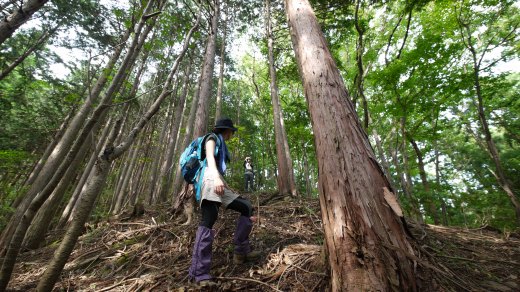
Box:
[0,0,518,231]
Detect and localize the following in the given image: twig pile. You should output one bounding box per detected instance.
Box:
[6,194,520,291]
[8,195,330,291]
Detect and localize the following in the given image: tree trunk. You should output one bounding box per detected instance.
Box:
[434,145,449,225]
[303,143,311,197]
[284,0,417,290]
[280,120,298,195]
[57,114,117,229]
[400,119,413,199]
[192,0,219,138]
[35,120,122,292]
[0,0,49,46]
[265,0,297,196]
[118,120,153,211]
[464,25,520,225]
[36,10,198,291]
[23,121,109,250]
[171,2,218,215]
[372,129,394,189]
[149,104,177,202]
[109,107,138,210]
[147,101,173,203]
[171,67,203,197]
[0,27,56,80]
[409,138,439,225]
[390,141,406,197]
[159,62,193,202]
[111,133,143,214]
[400,118,423,223]
[125,13,199,208]
[129,130,154,205]
[214,5,227,123]
[17,105,75,201]
[129,143,150,206]
[142,72,173,203]
[0,2,160,288]
[354,0,369,129]
[0,25,132,256]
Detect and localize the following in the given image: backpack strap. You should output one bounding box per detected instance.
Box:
[198,133,220,161]
[193,133,220,201]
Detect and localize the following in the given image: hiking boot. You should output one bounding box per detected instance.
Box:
[233,250,261,264]
[198,279,218,287]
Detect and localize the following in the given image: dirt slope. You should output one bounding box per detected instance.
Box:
[7,193,520,291]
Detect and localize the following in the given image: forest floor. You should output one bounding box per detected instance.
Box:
[6,192,520,291]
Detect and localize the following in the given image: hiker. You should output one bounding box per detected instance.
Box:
[243,156,254,192]
[188,117,260,286]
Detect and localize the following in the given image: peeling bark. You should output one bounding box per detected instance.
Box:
[284,0,417,290]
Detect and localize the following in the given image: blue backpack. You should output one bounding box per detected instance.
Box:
[179,133,218,184]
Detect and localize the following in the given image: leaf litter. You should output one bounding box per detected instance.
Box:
[6,193,520,291]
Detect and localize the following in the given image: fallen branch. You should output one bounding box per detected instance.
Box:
[97,278,133,292]
[437,254,520,266]
[290,262,327,276]
[217,276,283,292]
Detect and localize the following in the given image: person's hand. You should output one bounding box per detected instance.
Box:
[214,177,225,196]
[206,168,224,196]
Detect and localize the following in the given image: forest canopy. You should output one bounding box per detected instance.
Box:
[2,0,515,226]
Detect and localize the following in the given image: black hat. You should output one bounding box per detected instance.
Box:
[214,117,238,132]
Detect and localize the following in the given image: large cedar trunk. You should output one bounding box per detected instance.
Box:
[284,0,417,290]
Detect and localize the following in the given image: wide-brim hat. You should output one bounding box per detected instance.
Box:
[214,117,238,132]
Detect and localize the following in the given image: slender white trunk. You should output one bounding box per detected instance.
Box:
[266,0,296,196]
[192,0,219,138]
